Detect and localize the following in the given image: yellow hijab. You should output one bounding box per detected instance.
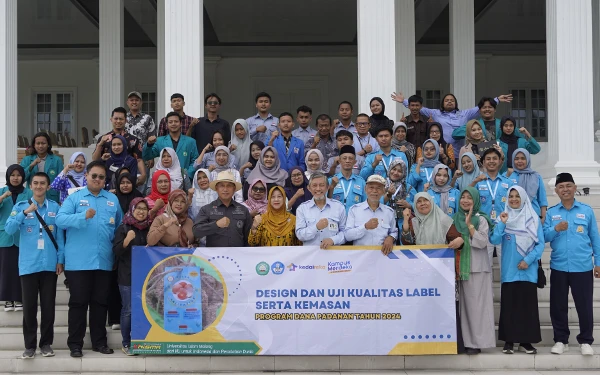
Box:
[262,186,296,235]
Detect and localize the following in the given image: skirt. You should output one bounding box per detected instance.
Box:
[459,272,496,349]
[0,245,22,301]
[498,281,541,344]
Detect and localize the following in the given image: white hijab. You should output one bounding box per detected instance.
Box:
[190,169,216,219]
[230,119,251,169]
[502,185,539,258]
[155,147,183,192]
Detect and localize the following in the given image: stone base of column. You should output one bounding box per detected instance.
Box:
[547,160,600,194]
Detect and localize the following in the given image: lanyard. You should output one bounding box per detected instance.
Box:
[381,155,390,174]
[358,134,371,151]
[391,183,404,199]
[340,178,352,203]
[424,167,433,183]
[486,179,500,204]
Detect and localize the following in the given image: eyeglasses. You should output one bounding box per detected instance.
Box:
[356,122,369,126]
[252,187,266,193]
[291,173,303,178]
[206,101,219,105]
[90,174,106,180]
[134,207,149,212]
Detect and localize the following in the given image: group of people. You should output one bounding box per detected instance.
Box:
[0,90,598,360]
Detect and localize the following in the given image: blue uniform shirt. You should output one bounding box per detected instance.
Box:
[5,198,65,276]
[295,198,346,246]
[490,221,545,283]
[360,149,408,180]
[427,188,461,217]
[474,173,515,218]
[345,201,398,246]
[504,171,548,217]
[328,173,367,213]
[408,165,451,193]
[247,113,278,145]
[272,135,306,172]
[543,200,600,272]
[56,187,122,271]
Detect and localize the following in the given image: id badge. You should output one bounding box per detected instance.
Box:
[37,238,44,250]
[490,209,497,220]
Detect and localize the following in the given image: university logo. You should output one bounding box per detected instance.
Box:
[271,261,284,275]
[256,261,270,276]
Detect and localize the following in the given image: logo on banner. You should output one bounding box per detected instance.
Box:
[286,263,326,271]
[256,261,270,276]
[271,261,284,275]
[287,263,297,271]
[328,260,352,273]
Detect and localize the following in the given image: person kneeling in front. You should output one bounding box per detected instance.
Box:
[295,172,346,249]
[5,172,64,359]
[344,175,397,254]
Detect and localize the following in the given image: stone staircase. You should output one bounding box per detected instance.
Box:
[0,195,600,373]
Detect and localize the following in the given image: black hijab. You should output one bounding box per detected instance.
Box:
[370,97,387,121]
[116,172,143,214]
[284,166,312,215]
[500,116,520,168]
[6,164,25,205]
[426,122,447,149]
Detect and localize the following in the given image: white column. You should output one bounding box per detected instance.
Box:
[99,0,124,135]
[395,0,416,121]
[157,0,204,119]
[592,0,600,135]
[449,0,475,107]
[547,0,600,191]
[0,0,17,185]
[357,0,396,117]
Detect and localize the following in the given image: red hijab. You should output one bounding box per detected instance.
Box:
[147,170,171,204]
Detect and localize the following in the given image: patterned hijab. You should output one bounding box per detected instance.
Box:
[122,197,151,230]
[243,179,268,214]
[386,159,408,200]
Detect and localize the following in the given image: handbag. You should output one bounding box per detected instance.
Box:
[537,260,546,289]
[28,199,59,251]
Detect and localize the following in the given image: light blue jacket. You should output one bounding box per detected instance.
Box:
[543,200,600,272]
[360,149,408,180]
[474,174,516,216]
[504,172,548,217]
[0,187,33,247]
[498,137,541,174]
[490,221,545,283]
[329,173,367,213]
[56,187,122,271]
[142,135,200,176]
[5,198,65,276]
[408,165,453,193]
[427,188,461,217]
[20,154,64,203]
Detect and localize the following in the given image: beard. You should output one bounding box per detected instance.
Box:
[313,195,326,201]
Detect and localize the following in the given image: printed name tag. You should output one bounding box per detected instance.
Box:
[107,201,115,207]
[577,214,586,219]
[448,197,455,202]
[328,221,338,231]
[478,186,488,190]
[48,212,56,217]
[552,215,562,220]
[501,183,509,188]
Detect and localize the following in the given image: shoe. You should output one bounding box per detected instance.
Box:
[70,348,83,358]
[465,347,481,355]
[13,302,23,311]
[502,343,514,354]
[551,342,569,354]
[121,346,137,356]
[581,343,594,355]
[4,301,14,312]
[111,324,121,330]
[92,346,114,354]
[21,348,35,359]
[40,344,55,357]
[518,344,537,354]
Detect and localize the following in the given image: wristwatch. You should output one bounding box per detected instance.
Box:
[468,224,475,229]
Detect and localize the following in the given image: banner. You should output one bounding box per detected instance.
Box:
[131,245,457,356]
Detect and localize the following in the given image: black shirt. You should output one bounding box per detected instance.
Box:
[189,116,231,154]
[112,224,149,286]
[193,198,252,247]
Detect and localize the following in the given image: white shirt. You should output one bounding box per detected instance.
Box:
[344,201,398,245]
[295,198,346,246]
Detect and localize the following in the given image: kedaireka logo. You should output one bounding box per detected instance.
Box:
[328,261,352,273]
[287,263,326,271]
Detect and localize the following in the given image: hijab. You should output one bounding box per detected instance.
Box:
[243,179,268,214]
[148,170,171,204]
[392,122,410,149]
[453,187,494,280]
[213,145,233,174]
[190,169,216,219]
[429,164,453,214]
[67,152,86,187]
[411,192,454,245]
[456,152,482,191]
[231,119,251,169]
[165,189,191,247]
[426,122,447,149]
[465,119,484,147]
[511,148,540,200]
[500,116,520,169]
[106,135,138,178]
[122,197,151,230]
[262,186,296,236]
[305,149,325,175]
[386,159,408,200]
[116,172,143,214]
[502,186,539,258]
[6,164,25,205]
[369,97,387,121]
[421,139,440,168]
[155,147,183,192]
[284,166,312,215]
[248,141,265,168]
[247,146,288,186]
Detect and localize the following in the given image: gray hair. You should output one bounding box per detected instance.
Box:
[309,172,328,186]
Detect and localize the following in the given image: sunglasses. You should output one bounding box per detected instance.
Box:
[252,187,266,193]
[90,174,106,180]
[206,101,220,105]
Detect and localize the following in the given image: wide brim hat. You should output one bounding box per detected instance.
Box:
[209,170,242,191]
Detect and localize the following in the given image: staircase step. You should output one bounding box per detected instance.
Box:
[493,301,600,325]
[0,327,123,350]
[0,306,69,327]
[491,282,600,303]
[0,346,599,373]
